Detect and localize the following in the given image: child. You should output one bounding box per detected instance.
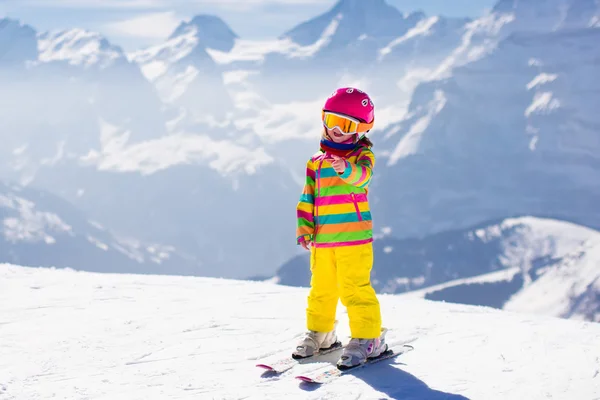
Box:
[293,87,387,370]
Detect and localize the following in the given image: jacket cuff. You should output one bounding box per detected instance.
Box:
[297,234,312,244]
[339,161,351,179]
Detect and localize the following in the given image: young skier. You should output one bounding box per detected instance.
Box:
[293,87,387,370]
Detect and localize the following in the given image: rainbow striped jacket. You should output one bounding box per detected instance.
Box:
[296,145,375,248]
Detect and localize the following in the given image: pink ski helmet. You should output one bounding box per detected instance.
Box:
[323,87,375,125]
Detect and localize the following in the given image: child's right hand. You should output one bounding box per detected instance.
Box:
[300,240,312,251]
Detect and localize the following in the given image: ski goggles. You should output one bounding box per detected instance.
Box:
[322,111,373,134]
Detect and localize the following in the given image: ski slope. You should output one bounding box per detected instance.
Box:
[1,264,599,400]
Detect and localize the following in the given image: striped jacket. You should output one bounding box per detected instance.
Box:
[296,145,375,248]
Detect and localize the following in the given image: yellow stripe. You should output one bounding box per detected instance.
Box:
[318,203,370,215]
[298,202,314,213]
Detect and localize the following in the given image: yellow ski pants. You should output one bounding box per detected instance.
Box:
[306,242,382,339]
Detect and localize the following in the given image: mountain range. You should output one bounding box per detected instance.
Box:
[0,0,599,321]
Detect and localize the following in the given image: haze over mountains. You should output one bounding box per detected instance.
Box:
[1,0,599,321]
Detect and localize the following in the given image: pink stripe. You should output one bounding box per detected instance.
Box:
[307,167,315,180]
[357,154,373,165]
[297,210,314,222]
[316,193,368,206]
[313,238,373,248]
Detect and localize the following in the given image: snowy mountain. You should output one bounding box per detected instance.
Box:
[0,181,201,275]
[243,0,469,105]
[129,14,235,123]
[270,217,600,322]
[375,1,600,240]
[1,0,599,282]
[403,218,600,322]
[1,263,599,399]
[37,29,123,69]
[0,17,288,279]
[493,0,600,31]
[0,18,167,181]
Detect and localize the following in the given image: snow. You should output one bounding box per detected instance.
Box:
[205,15,343,64]
[1,263,599,399]
[525,91,561,117]
[405,217,600,321]
[37,29,122,69]
[1,194,72,244]
[504,237,600,320]
[206,39,296,64]
[388,90,447,165]
[80,119,274,176]
[234,98,323,143]
[480,217,594,269]
[223,69,257,85]
[432,12,516,79]
[286,13,342,59]
[129,30,198,81]
[405,267,523,299]
[138,60,168,82]
[87,235,109,251]
[379,17,440,60]
[526,72,558,90]
[155,65,199,103]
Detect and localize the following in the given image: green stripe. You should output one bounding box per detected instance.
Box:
[317,185,358,196]
[298,218,314,228]
[315,230,372,243]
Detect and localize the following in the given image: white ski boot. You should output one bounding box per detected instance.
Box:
[336,328,388,370]
[292,320,341,359]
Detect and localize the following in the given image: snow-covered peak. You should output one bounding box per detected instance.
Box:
[281,0,425,47]
[128,30,200,81]
[37,29,124,69]
[492,0,600,31]
[0,18,38,65]
[129,22,219,83]
[169,14,238,52]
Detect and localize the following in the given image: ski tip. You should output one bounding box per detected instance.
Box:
[256,364,274,371]
[295,376,318,383]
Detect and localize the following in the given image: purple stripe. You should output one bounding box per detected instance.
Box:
[307,166,315,180]
[313,238,373,248]
[315,193,368,206]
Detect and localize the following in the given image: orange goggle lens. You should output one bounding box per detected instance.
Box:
[322,112,359,134]
[322,111,373,134]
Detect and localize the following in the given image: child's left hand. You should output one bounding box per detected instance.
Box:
[330,155,347,174]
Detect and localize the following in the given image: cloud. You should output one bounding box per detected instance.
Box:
[104,11,181,39]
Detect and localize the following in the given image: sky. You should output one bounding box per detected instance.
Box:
[0,0,499,51]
